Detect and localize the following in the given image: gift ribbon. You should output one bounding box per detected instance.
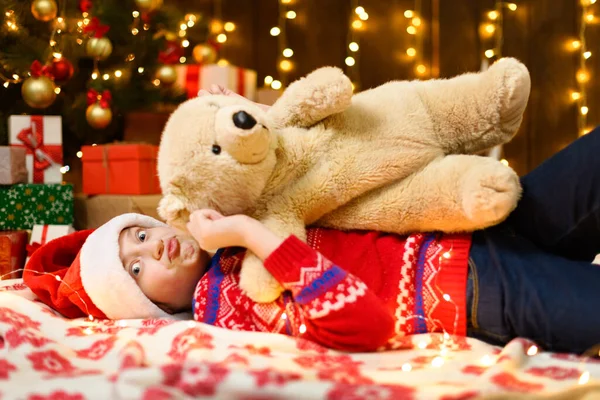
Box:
[15,116,63,184]
[26,225,48,257]
[184,65,247,99]
[87,89,111,108]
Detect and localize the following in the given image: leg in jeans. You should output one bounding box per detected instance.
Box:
[467,226,600,354]
[507,126,600,261]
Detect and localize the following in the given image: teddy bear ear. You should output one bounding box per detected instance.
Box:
[157,194,190,229]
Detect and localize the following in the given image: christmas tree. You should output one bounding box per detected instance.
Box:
[0,0,209,160]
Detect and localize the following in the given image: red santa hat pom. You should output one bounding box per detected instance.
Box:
[24,213,172,320]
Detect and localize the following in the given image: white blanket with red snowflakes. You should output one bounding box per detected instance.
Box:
[1,279,599,400]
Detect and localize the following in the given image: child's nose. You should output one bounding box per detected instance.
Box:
[148,239,163,260]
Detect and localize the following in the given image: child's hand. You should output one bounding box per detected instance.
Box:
[198,84,271,111]
[186,209,252,251]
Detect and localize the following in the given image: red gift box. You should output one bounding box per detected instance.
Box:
[175,64,257,100]
[0,231,28,280]
[81,144,161,195]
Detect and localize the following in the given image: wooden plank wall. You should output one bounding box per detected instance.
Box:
[173,0,598,176]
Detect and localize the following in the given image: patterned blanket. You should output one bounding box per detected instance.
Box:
[1,279,599,400]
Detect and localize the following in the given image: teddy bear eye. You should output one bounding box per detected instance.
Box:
[212,144,222,155]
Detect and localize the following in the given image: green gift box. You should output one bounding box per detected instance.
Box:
[0,184,73,230]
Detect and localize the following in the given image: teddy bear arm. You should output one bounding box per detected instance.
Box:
[268,67,353,129]
[319,155,521,234]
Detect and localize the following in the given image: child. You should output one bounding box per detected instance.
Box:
[23,126,600,355]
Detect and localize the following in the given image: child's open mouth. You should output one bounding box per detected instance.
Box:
[167,237,180,262]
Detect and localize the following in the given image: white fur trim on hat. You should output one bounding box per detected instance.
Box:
[79,213,171,319]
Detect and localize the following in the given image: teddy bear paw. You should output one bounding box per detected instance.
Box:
[461,161,521,227]
[157,194,189,230]
[239,254,285,303]
[489,58,531,136]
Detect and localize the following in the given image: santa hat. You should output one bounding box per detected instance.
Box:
[23,213,173,320]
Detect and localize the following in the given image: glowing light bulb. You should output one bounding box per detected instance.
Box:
[264,75,274,85]
[485,24,496,34]
[283,48,294,57]
[412,17,421,26]
[270,27,281,36]
[3,82,9,88]
[355,6,365,14]
[443,293,451,301]
[527,345,538,356]
[345,56,356,66]
[224,22,236,32]
[406,47,416,57]
[500,159,509,166]
[299,324,307,334]
[182,39,190,48]
[577,69,590,83]
[102,73,109,80]
[132,11,140,18]
[138,67,145,73]
[572,40,582,50]
[507,3,517,11]
[55,275,61,281]
[580,371,590,385]
[407,25,417,34]
[586,13,595,22]
[286,11,296,19]
[402,363,412,372]
[584,51,592,59]
[280,312,287,320]
[359,12,369,21]
[485,49,495,58]
[431,356,445,367]
[280,59,293,71]
[352,20,363,29]
[416,64,427,75]
[115,70,122,78]
[443,252,451,259]
[571,91,582,100]
[404,10,414,18]
[581,106,589,115]
[488,11,499,20]
[77,151,83,158]
[54,87,61,95]
[180,56,186,63]
[271,80,282,90]
[217,33,227,43]
[349,42,359,52]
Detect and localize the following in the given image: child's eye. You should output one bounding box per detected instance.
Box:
[131,262,142,276]
[136,230,147,242]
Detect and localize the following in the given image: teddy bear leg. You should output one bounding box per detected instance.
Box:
[419,58,531,154]
[268,67,353,129]
[319,155,521,234]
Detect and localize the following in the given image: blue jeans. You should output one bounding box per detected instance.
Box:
[467,127,600,354]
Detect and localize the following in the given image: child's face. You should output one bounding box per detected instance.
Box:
[118,225,208,313]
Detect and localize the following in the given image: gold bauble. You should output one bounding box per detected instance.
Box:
[155,65,178,86]
[192,44,217,64]
[86,103,113,129]
[21,76,56,109]
[134,0,163,12]
[31,0,57,22]
[86,37,113,60]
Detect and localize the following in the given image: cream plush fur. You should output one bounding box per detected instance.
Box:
[157,57,531,303]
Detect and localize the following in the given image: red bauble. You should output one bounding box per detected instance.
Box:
[51,57,74,83]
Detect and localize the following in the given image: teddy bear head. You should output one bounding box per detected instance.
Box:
[157,94,278,227]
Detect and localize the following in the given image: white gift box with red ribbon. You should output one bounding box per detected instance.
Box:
[26,224,75,262]
[175,64,257,100]
[9,115,63,184]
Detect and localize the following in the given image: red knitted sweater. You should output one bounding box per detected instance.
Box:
[193,227,471,352]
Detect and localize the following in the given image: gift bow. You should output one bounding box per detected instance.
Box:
[79,0,93,12]
[158,40,184,65]
[83,17,110,38]
[16,118,58,173]
[87,89,112,108]
[30,60,53,79]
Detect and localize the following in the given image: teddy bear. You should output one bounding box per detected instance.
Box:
[157,57,530,303]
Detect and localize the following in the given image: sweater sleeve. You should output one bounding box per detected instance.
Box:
[263,235,395,352]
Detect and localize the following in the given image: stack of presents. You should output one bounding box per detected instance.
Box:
[1,63,269,281]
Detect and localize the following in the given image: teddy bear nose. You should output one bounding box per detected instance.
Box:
[232,111,257,130]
